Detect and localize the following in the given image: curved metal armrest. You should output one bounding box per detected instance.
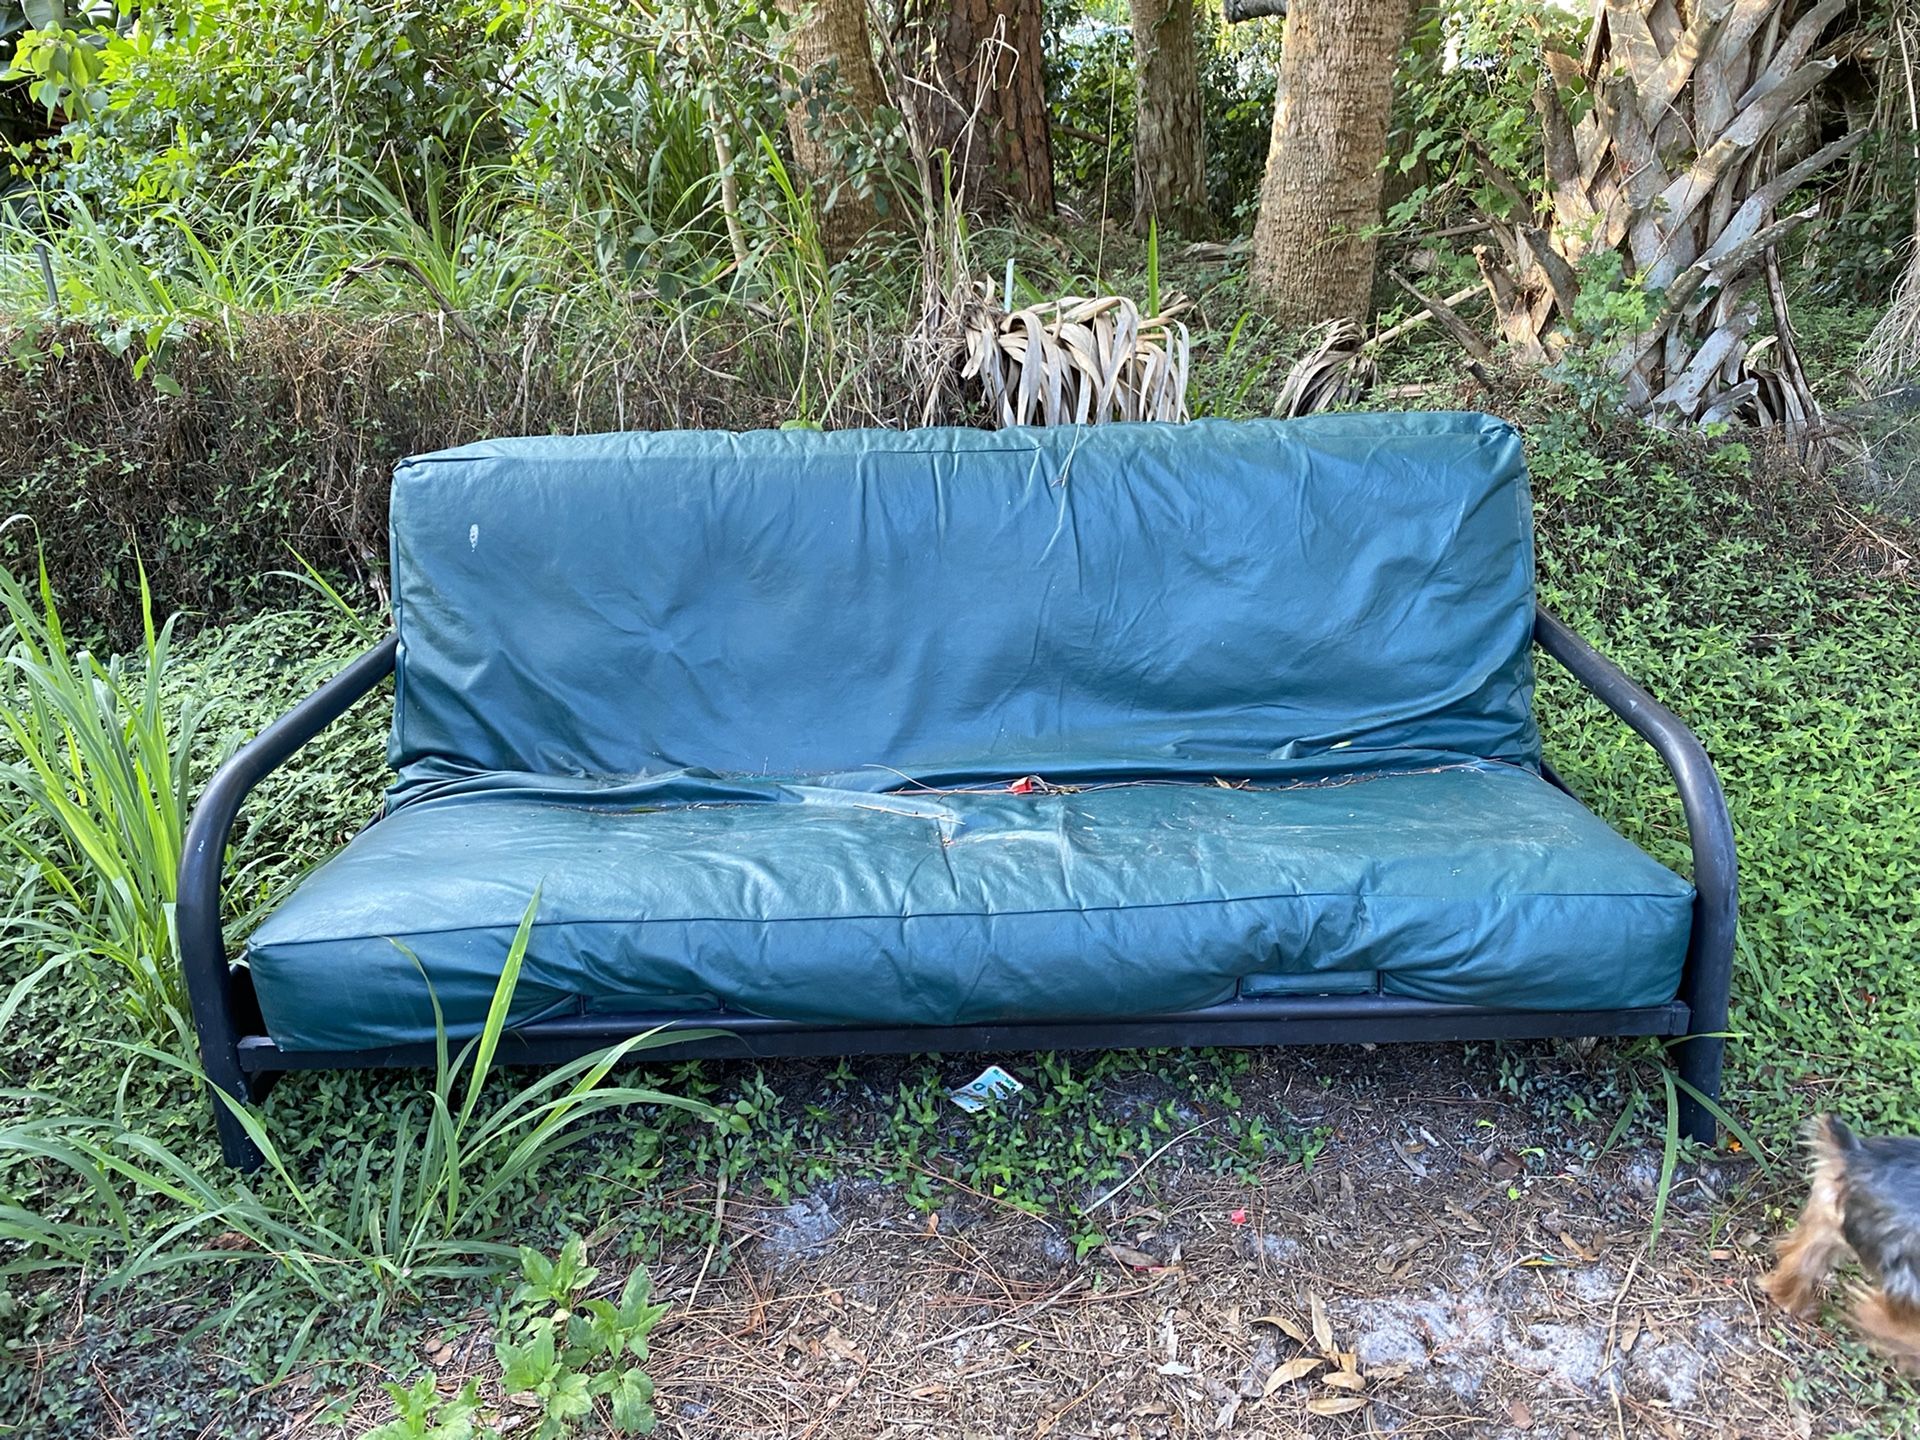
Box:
[177,635,399,1130]
[1533,606,1738,1140]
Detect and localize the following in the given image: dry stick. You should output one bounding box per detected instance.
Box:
[1077,1117,1220,1218]
[904,1158,1061,1229]
[1387,273,1495,368]
[909,1275,1090,1353]
[1835,503,1918,566]
[1599,1247,1645,1440]
[1036,1374,1105,1438]
[683,1165,731,1316]
[1413,220,1499,242]
[1370,285,1483,349]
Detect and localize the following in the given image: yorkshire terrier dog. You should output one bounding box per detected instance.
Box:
[1761,1114,1920,1372]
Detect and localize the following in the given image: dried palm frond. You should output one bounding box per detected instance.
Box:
[960,281,1192,426]
[1275,319,1373,418]
[1477,0,1859,450]
[1272,284,1487,418]
[1864,243,1920,385]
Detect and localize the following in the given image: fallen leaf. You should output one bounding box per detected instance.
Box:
[1376,1233,1432,1276]
[1444,1199,1488,1234]
[1309,1293,1334,1355]
[1322,1372,1365,1392]
[1366,1363,1411,1382]
[1252,1313,1312,1346]
[1263,1356,1325,1396]
[1105,1242,1161,1270]
[821,1325,866,1364]
[1509,1398,1534,1429]
[1337,1350,1358,1374]
[1306,1394,1368,1417]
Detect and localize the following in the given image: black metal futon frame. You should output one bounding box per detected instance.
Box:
[179,608,1736,1170]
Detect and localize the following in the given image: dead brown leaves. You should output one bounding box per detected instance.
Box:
[1250,1290,1406,1424]
[961,282,1192,426]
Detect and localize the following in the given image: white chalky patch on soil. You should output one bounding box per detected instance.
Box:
[757,1191,842,1266]
[1570,1263,1620,1301]
[1346,1279,1754,1411]
[1351,1290,1503,1397]
[1505,1320,1608,1388]
[1628,1313,1743,1406]
[1258,1232,1304,1263]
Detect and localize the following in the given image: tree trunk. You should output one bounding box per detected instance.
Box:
[1128,0,1209,236]
[1249,0,1413,328]
[782,0,887,257]
[901,0,1055,215]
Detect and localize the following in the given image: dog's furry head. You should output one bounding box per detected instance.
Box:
[1814,1115,1920,1310]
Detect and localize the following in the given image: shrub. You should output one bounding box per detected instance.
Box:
[0,310,940,644]
[1386,0,1585,228]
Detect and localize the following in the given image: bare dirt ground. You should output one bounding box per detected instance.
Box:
[322,1045,1916,1440]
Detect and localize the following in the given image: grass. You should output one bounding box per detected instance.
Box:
[0,557,209,1045]
[3,899,720,1382]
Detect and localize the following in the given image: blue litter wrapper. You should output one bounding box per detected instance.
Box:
[948,1064,1025,1113]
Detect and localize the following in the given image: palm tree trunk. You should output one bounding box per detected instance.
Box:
[782,0,888,257]
[1249,0,1412,327]
[1128,0,1209,236]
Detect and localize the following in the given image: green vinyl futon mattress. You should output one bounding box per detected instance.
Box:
[243,414,1695,1052]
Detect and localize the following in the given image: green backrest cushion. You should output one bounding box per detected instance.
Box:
[387,413,1538,801]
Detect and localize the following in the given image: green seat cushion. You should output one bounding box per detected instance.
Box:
[245,765,1694,1051]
